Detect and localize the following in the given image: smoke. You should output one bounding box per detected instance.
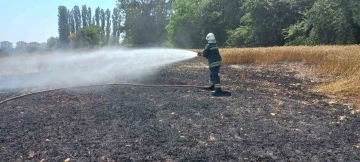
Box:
[0,48,197,90]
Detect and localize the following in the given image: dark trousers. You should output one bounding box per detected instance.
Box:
[209,66,221,89]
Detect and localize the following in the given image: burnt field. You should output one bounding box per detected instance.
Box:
[0,58,359,162]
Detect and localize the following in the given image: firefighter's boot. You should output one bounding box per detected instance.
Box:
[211,88,222,96]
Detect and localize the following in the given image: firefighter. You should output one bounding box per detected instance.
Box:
[197,33,224,96]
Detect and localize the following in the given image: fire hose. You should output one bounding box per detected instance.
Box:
[0,83,210,106]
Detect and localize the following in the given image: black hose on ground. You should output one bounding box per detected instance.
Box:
[0,83,209,106]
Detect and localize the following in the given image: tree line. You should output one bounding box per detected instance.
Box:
[54,0,360,50]
[53,5,122,50]
[166,0,360,48]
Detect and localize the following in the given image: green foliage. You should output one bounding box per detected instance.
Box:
[56,0,360,49]
[165,0,201,48]
[351,0,360,25]
[162,38,174,48]
[283,21,311,46]
[306,0,355,44]
[166,0,198,36]
[46,37,59,50]
[284,0,359,45]
[225,13,255,47]
[70,25,104,49]
[351,0,360,43]
[118,0,171,47]
[197,0,244,47]
[227,0,303,47]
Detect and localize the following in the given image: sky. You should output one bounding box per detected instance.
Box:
[0,0,116,46]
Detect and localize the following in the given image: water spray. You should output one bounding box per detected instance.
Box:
[0,48,198,90]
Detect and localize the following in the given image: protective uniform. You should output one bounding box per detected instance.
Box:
[201,33,223,96]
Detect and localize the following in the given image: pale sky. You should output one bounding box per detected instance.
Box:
[0,0,116,46]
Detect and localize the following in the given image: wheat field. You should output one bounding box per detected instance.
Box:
[197,45,360,108]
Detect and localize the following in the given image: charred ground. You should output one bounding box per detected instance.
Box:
[0,58,359,161]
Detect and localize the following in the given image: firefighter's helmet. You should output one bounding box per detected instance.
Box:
[206,33,216,41]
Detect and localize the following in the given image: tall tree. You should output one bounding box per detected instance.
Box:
[69,9,76,34]
[73,5,81,32]
[100,9,106,33]
[58,6,70,47]
[95,7,101,26]
[105,9,111,44]
[87,7,92,25]
[112,7,121,42]
[82,5,88,27]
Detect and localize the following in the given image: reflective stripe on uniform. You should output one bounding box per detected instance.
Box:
[215,84,221,88]
[210,47,218,50]
[209,61,222,68]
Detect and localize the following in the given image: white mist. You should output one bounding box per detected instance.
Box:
[0,48,197,90]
